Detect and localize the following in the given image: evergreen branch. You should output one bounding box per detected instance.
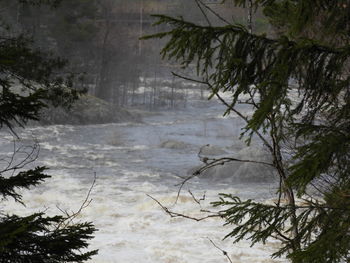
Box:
[0,213,98,261]
[212,194,293,246]
[0,167,49,203]
[147,14,350,54]
[144,2,350,261]
[213,192,350,254]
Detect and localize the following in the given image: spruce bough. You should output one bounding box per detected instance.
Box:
[0,0,97,262]
[145,1,350,262]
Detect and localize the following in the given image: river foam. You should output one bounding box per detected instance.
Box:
[1,98,286,262]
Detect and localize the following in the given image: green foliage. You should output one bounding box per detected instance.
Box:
[213,194,292,246]
[0,214,96,262]
[0,167,50,203]
[146,1,350,262]
[214,193,350,262]
[0,0,97,262]
[0,34,82,130]
[262,0,350,43]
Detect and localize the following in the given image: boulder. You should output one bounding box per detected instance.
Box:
[199,144,228,156]
[38,95,139,125]
[160,140,189,150]
[190,146,275,183]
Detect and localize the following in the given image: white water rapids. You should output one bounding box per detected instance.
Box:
[1,97,287,262]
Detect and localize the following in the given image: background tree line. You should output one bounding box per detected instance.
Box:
[0,1,266,261]
[0,0,268,109]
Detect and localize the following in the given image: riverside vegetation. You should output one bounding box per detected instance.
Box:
[0,0,97,261]
[144,0,350,262]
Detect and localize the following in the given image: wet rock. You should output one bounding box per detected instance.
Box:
[160,140,189,149]
[189,146,275,183]
[199,144,228,156]
[38,95,139,125]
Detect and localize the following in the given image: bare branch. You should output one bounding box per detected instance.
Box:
[197,0,232,25]
[0,138,40,175]
[147,194,221,222]
[57,173,97,229]
[207,238,233,263]
[188,189,206,205]
[171,71,274,153]
[194,0,212,26]
[213,90,274,154]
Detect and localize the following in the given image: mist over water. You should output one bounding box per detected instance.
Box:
[1,94,287,262]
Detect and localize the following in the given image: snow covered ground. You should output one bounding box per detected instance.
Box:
[0,94,287,263]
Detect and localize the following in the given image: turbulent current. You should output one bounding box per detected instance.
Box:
[1,97,287,263]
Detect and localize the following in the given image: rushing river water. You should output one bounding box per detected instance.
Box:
[1,97,287,263]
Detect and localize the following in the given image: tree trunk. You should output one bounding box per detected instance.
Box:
[96,5,112,101]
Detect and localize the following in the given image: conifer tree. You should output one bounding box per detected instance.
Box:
[144,0,350,262]
[0,0,97,261]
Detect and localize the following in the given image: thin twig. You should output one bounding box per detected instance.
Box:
[198,0,232,25]
[194,0,212,26]
[207,238,233,263]
[57,173,97,228]
[188,189,206,205]
[147,194,221,222]
[171,71,274,154]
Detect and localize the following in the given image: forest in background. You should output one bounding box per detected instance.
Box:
[1,0,350,262]
[0,0,268,110]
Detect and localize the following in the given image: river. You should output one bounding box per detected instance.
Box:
[1,96,286,263]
